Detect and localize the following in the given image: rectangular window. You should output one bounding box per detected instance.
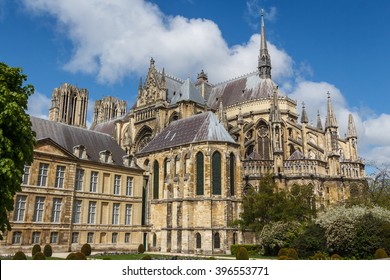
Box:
[71,232,79,243]
[32,232,41,244]
[33,197,45,222]
[114,175,121,195]
[54,165,66,188]
[72,200,82,224]
[125,204,132,225]
[88,201,96,224]
[13,195,27,222]
[124,233,130,243]
[112,203,120,225]
[22,165,30,185]
[126,177,133,196]
[12,232,22,244]
[112,233,118,243]
[90,171,98,192]
[37,163,49,186]
[75,169,84,191]
[51,198,62,223]
[50,232,58,244]
[87,232,94,243]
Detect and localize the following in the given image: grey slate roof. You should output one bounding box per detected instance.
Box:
[137,112,237,155]
[206,71,277,109]
[170,78,206,106]
[31,116,129,167]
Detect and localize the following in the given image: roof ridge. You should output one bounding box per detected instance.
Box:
[156,69,184,83]
[214,70,259,86]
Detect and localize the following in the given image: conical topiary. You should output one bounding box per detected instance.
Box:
[32,244,41,256]
[13,251,27,260]
[138,244,145,254]
[33,252,46,260]
[236,246,249,260]
[43,244,52,257]
[81,243,92,256]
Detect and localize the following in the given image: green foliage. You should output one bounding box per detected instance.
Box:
[208,257,216,260]
[277,255,290,260]
[287,248,299,260]
[291,223,327,259]
[277,248,288,257]
[43,244,52,257]
[81,243,92,256]
[236,247,249,260]
[33,252,46,260]
[0,62,36,240]
[330,254,342,260]
[311,252,328,260]
[231,244,261,256]
[374,248,388,259]
[66,252,87,260]
[235,175,315,233]
[13,251,27,260]
[137,244,145,254]
[141,254,152,260]
[32,244,41,256]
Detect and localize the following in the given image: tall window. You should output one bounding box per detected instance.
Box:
[125,204,132,225]
[50,232,58,244]
[51,198,62,223]
[153,161,159,199]
[37,163,49,186]
[72,200,82,223]
[22,165,30,185]
[212,151,222,195]
[88,201,96,224]
[87,232,94,243]
[75,169,84,191]
[196,152,204,195]
[72,232,79,243]
[163,158,168,179]
[55,165,66,188]
[126,177,133,196]
[32,232,41,244]
[33,197,45,222]
[12,232,22,244]
[13,195,27,222]
[213,232,220,249]
[114,175,121,195]
[90,171,98,192]
[230,153,235,196]
[112,203,120,225]
[195,233,201,249]
[112,233,118,243]
[125,233,130,243]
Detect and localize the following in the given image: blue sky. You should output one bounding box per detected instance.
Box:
[1,0,390,166]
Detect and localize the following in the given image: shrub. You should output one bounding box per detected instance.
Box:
[231,244,262,256]
[141,254,152,260]
[138,244,145,254]
[291,223,327,259]
[374,248,389,259]
[311,252,328,260]
[331,254,342,260]
[208,257,216,260]
[81,243,92,256]
[66,252,87,260]
[278,255,290,260]
[43,244,52,257]
[277,248,288,257]
[13,251,27,260]
[236,247,249,260]
[32,244,41,256]
[33,252,46,260]
[287,248,299,260]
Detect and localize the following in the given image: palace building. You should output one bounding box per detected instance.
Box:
[1,14,365,255]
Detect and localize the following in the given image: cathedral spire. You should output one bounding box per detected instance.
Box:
[317,110,323,130]
[258,9,272,79]
[347,113,357,139]
[301,102,309,124]
[325,92,338,129]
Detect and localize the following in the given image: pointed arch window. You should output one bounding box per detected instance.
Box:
[213,232,220,249]
[230,153,235,196]
[196,152,204,195]
[212,151,222,195]
[163,158,168,179]
[257,121,270,160]
[195,233,201,249]
[153,161,159,199]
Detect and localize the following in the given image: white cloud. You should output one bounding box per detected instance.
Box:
[27,91,50,119]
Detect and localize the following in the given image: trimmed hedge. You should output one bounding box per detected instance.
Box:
[231,244,261,256]
[138,244,145,254]
[13,251,27,260]
[66,252,87,260]
[236,247,249,260]
[33,252,46,260]
[43,244,53,257]
[374,248,388,259]
[141,254,152,260]
[81,243,92,256]
[32,244,41,256]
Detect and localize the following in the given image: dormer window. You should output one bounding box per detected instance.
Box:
[73,145,87,159]
[99,150,113,163]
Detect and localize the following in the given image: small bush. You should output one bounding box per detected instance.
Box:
[13,251,27,260]
[236,247,249,260]
[231,244,262,256]
[374,248,389,259]
[331,254,342,260]
[311,252,328,260]
[287,248,299,260]
[32,244,41,256]
[278,255,290,260]
[138,244,145,254]
[66,252,87,260]
[208,257,216,260]
[33,252,46,260]
[141,254,152,260]
[43,244,53,257]
[277,248,288,257]
[81,243,92,256]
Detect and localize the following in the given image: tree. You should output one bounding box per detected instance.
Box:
[0,62,35,240]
